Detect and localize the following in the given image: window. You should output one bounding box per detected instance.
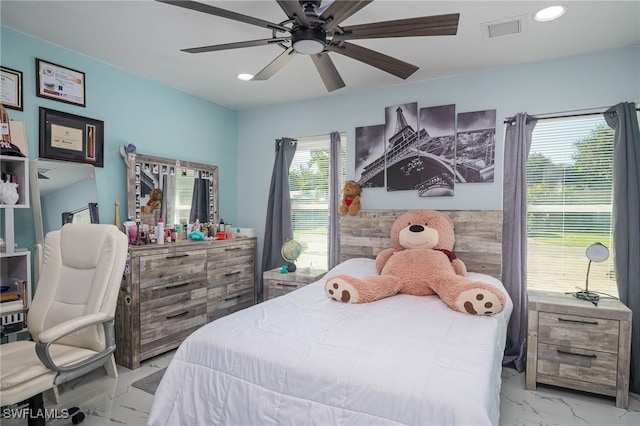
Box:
[70,207,91,224]
[289,133,346,270]
[174,169,195,224]
[526,115,617,297]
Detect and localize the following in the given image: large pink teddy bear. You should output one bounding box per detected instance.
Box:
[325,209,506,315]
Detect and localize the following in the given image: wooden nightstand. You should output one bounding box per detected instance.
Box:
[263,268,327,301]
[526,290,632,408]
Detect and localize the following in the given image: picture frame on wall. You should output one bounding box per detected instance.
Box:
[0,66,23,111]
[36,58,86,107]
[39,107,104,168]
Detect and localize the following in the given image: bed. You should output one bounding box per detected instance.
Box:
[148,210,513,426]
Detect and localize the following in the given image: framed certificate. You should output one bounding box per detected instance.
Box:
[1,66,23,111]
[36,58,86,107]
[39,107,104,167]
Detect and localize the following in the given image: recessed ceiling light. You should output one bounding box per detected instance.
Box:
[534,5,566,22]
[237,73,253,81]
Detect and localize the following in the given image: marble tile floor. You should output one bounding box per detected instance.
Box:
[4,351,639,426]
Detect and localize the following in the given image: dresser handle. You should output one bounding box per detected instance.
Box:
[280,283,298,288]
[164,282,189,290]
[225,247,242,251]
[224,271,241,277]
[558,318,598,325]
[557,349,597,359]
[166,311,189,319]
[166,254,189,259]
[224,295,240,301]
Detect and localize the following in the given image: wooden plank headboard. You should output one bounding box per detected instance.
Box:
[339,210,503,279]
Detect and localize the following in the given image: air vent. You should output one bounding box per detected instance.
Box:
[481,15,526,40]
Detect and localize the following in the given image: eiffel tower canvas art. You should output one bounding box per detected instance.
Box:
[456,110,497,183]
[355,124,385,188]
[417,104,457,197]
[355,102,497,195]
[384,102,421,191]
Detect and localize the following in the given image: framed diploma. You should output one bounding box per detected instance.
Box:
[36,58,86,107]
[39,107,104,167]
[1,66,23,111]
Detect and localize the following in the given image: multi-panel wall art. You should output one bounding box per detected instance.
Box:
[385,102,419,192]
[417,104,457,197]
[355,124,385,188]
[355,103,496,197]
[456,109,497,183]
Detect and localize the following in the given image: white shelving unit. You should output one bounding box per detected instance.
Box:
[0,155,32,325]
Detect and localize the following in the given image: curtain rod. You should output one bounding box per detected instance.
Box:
[503,105,640,125]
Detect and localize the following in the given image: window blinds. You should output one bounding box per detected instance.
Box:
[288,134,346,270]
[526,115,617,297]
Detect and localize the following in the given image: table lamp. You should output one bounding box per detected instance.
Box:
[572,242,609,304]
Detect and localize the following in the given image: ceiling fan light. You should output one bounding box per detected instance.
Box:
[236,73,254,81]
[292,28,326,54]
[534,5,566,22]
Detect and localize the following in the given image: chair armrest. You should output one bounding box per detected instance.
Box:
[37,312,111,344]
[35,314,116,383]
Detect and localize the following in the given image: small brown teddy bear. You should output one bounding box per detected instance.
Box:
[141,188,162,213]
[339,180,361,216]
[324,209,506,316]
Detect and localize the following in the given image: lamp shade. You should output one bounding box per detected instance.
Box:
[586,242,609,263]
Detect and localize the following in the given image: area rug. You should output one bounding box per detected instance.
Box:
[131,368,167,395]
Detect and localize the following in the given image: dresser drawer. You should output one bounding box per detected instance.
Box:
[140,298,207,359]
[537,343,618,389]
[207,288,254,321]
[139,249,207,288]
[207,240,255,264]
[265,280,305,299]
[538,312,619,353]
[140,278,207,311]
[208,266,254,293]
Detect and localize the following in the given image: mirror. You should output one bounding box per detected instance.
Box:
[30,159,99,245]
[125,153,218,228]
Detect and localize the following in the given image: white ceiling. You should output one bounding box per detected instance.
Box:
[2,1,639,111]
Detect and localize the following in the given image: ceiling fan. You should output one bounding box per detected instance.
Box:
[157,0,459,92]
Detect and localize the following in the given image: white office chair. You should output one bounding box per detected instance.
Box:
[0,224,128,425]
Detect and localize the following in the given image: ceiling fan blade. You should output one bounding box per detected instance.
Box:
[327,41,418,79]
[182,38,289,54]
[252,47,296,80]
[311,53,345,92]
[156,0,288,32]
[333,14,460,41]
[320,0,373,31]
[276,1,310,27]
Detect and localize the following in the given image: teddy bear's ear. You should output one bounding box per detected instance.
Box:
[442,212,454,228]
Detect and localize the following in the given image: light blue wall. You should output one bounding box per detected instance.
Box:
[3,22,639,274]
[237,46,640,264]
[1,26,238,250]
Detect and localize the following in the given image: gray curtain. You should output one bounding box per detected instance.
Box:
[605,102,640,394]
[502,112,538,372]
[159,174,169,224]
[328,131,341,269]
[260,137,297,301]
[189,175,209,223]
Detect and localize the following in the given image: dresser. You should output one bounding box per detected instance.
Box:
[525,290,632,408]
[115,237,256,369]
[263,267,327,300]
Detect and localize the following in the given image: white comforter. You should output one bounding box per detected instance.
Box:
[148,258,513,426]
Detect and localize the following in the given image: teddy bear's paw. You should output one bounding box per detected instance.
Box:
[454,288,503,316]
[325,278,359,303]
